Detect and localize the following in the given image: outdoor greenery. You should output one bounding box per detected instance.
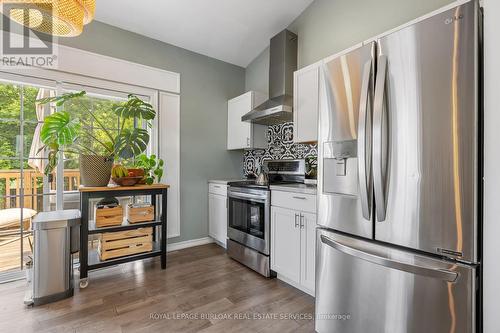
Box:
[0,84,38,170]
[0,84,38,209]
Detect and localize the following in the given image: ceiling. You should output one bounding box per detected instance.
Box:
[94,0,313,68]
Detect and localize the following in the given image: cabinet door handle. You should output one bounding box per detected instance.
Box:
[300,214,304,229]
[293,196,307,200]
[246,137,250,147]
[294,214,299,228]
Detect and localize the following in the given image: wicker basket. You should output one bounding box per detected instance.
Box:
[79,154,113,187]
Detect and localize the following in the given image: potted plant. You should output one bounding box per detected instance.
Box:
[37,91,156,187]
[134,154,164,185]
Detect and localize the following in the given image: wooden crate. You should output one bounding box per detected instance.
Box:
[95,205,123,228]
[98,227,153,261]
[128,204,155,223]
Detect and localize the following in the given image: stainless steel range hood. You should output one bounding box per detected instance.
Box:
[242,30,298,125]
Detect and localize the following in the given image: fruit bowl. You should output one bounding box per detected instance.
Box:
[111,176,143,186]
[126,168,145,177]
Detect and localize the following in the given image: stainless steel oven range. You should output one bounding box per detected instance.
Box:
[227,159,305,277]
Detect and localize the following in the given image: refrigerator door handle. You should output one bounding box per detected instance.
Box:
[373,55,388,222]
[320,63,336,124]
[320,234,459,282]
[357,60,373,220]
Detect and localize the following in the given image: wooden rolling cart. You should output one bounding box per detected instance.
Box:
[78,184,169,288]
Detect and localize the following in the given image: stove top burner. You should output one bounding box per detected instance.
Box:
[230,159,307,191]
[228,180,268,190]
[228,180,303,190]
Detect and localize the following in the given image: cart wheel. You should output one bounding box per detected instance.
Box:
[79,279,89,289]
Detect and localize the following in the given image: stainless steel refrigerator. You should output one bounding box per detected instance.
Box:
[315,1,481,332]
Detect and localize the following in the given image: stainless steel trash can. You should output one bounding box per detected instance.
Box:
[26,209,81,306]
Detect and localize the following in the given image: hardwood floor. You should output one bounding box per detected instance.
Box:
[0,243,315,332]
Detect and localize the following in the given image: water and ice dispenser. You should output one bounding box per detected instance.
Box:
[323,140,359,196]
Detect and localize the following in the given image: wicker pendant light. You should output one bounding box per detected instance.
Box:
[0,0,95,37]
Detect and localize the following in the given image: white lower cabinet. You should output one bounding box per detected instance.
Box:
[271,207,301,284]
[300,211,316,293]
[208,183,227,247]
[271,205,316,296]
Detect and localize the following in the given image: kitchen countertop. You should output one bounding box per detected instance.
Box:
[270,183,317,195]
[208,179,245,185]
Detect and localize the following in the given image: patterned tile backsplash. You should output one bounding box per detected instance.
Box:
[243,122,317,176]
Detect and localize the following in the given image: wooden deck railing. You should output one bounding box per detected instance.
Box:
[0,169,80,210]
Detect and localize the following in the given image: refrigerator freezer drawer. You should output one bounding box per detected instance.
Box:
[316,229,477,333]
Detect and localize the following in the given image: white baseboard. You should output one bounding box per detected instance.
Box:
[212,238,227,249]
[167,237,214,252]
[277,273,315,297]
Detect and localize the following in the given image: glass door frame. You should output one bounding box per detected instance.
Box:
[0,73,56,282]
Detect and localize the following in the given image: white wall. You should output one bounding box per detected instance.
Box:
[482,0,499,332]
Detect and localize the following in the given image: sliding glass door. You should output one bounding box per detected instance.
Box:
[0,80,56,281]
[0,77,153,282]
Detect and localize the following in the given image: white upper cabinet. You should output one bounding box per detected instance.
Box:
[293,63,320,143]
[227,91,268,150]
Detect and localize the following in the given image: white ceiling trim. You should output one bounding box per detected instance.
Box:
[0,33,180,94]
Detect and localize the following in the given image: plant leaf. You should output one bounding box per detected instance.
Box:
[113,95,156,120]
[114,128,150,159]
[36,91,86,106]
[40,111,80,146]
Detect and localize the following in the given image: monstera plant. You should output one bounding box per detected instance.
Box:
[37,91,156,186]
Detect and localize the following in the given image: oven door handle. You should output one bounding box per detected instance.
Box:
[228,191,267,202]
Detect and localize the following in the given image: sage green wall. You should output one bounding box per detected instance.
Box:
[59,21,245,243]
[246,0,454,92]
[245,47,269,98]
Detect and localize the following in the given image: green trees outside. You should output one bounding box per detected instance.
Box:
[0,84,38,170]
[0,84,38,209]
